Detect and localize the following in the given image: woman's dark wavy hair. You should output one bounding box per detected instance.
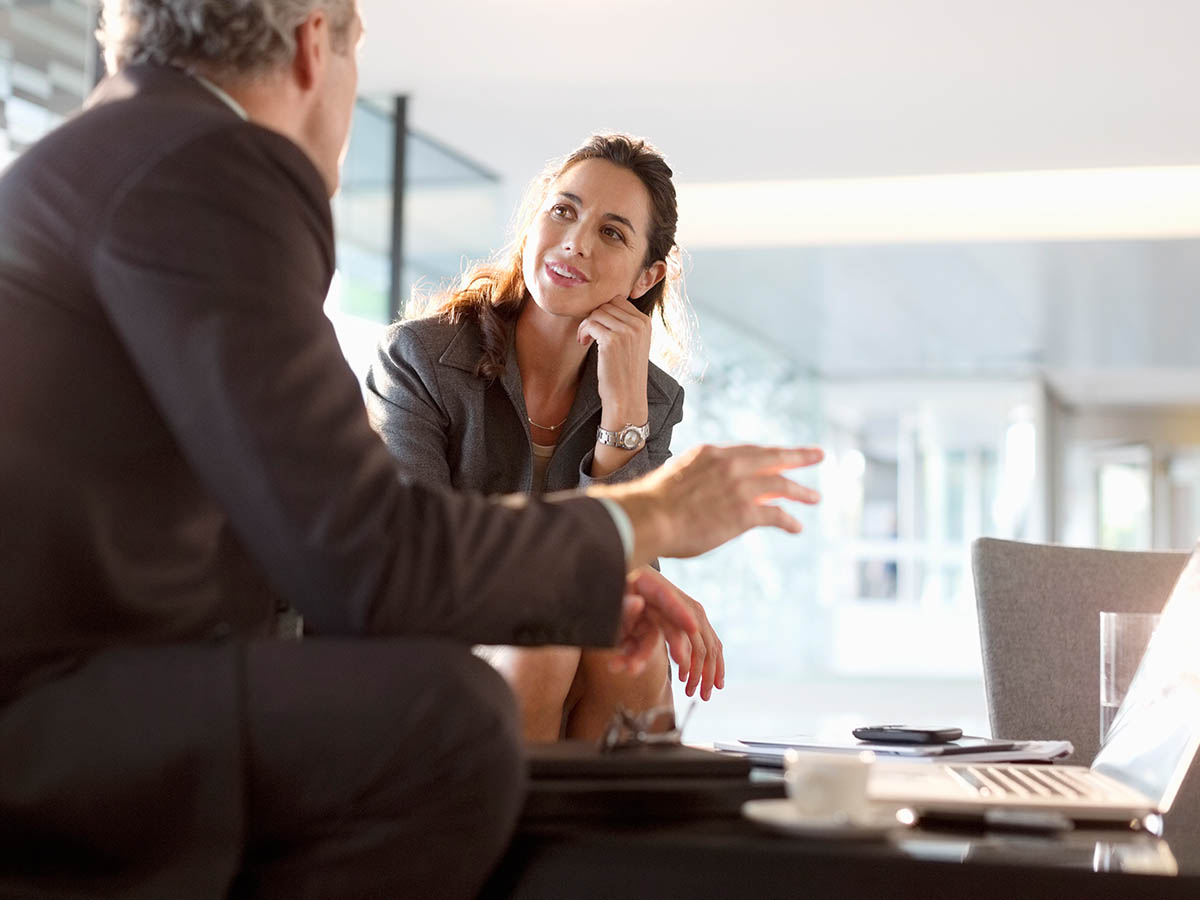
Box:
[410,133,695,380]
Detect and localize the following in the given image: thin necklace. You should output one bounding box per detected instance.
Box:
[527,413,569,431]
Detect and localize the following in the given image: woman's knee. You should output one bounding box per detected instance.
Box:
[562,644,674,740]
[580,643,672,707]
[486,646,583,741]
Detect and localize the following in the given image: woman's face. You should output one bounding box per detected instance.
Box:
[521,158,663,322]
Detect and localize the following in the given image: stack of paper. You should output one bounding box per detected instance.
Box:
[714,736,1074,766]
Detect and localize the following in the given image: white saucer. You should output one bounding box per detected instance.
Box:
[741,798,902,839]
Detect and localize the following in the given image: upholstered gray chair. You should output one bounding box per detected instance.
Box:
[969,535,1200,844]
[972,537,1200,841]
[971,537,1188,765]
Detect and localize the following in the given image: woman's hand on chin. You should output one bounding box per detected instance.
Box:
[577,296,652,426]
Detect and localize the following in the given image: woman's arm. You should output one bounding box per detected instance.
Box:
[577,297,656,479]
[577,381,684,489]
[364,321,455,488]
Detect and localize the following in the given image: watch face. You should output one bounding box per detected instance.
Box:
[620,428,641,450]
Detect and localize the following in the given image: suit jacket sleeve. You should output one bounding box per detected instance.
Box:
[87,124,624,647]
[364,321,455,489]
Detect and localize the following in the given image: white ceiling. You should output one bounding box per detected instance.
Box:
[360,0,1200,186]
[357,0,1200,406]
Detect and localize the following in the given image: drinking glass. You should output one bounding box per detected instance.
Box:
[1099,611,1161,745]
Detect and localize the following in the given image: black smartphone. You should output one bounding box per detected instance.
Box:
[851,725,964,744]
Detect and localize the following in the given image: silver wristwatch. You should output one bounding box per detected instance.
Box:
[596,422,650,451]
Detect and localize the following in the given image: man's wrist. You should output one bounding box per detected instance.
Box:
[595,497,635,566]
[592,483,670,570]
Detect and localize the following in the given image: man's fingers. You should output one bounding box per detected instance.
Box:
[671,631,693,680]
[600,442,826,564]
[621,591,645,621]
[721,445,825,478]
[626,625,660,675]
[685,638,706,696]
[701,637,719,701]
[752,504,805,534]
[738,473,821,505]
[627,569,698,635]
[625,581,695,672]
[633,595,696,674]
[611,593,646,671]
[611,616,660,675]
[661,618,696,671]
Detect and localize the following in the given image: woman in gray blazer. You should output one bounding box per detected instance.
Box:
[367,133,723,741]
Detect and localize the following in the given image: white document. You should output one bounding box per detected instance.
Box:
[714,737,1074,765]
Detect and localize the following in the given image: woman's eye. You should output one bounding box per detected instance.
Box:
[550,204,571,218]
[602,226,625,242]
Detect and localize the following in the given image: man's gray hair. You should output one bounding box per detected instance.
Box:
[98,0,356,76]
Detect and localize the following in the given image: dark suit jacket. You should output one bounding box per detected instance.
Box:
[364,315,685,494]
[0,64,626,701]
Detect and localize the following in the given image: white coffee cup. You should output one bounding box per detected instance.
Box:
[783,749,876,823]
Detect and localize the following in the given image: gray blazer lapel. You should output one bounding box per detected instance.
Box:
[437,320,486,378]
[557,345,602,446]
[495,332,602,445]
[499,336,533,440]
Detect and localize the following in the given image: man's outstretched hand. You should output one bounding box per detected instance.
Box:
[597,444,824,568]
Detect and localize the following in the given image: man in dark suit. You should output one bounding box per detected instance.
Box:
[0,1,822,897]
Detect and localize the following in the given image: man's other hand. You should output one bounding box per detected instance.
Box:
[610,567,699,681]
[610,568,725,701]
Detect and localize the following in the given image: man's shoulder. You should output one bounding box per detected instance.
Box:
[17,65,322,212]
[43,65,245,161]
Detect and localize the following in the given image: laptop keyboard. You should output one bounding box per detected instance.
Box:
[947,765,1105,800]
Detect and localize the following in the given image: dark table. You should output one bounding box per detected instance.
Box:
[484,768,1200,899]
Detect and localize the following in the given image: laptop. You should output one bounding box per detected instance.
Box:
[869,540,1200,824]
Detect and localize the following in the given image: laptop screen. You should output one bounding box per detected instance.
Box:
[1093,541,1200,811]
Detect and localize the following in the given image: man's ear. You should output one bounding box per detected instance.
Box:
[291,9,329,91]
[630,260,668,300]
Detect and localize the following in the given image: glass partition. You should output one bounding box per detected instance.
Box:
[327,97,501,381]
[330,97,396,326]
[327,98,397,379]
[400,128,502,305]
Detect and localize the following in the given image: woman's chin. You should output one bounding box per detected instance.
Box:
[526,291,595,322]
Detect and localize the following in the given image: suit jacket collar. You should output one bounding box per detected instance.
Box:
[86,63,236,117]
